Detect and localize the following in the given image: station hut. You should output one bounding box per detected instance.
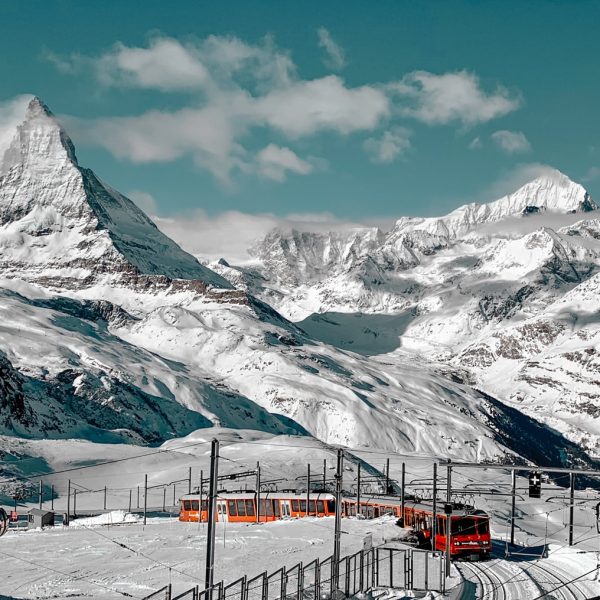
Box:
[27,508,54,528]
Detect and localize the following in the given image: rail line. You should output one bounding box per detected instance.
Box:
[457,558,590,600]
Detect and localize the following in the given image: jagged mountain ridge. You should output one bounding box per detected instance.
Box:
[210,174,600,455]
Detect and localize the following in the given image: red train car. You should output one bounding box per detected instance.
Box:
[179,492,336,523]
[342,496,491,560]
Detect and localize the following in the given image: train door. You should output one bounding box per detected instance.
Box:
[217,500,228,522]
[281,500,291,518]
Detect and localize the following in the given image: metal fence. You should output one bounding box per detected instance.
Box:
[142,547,445,600]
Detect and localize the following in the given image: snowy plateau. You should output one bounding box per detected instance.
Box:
[2,96,600,599]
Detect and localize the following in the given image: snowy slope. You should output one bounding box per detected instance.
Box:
[209,176,600,456]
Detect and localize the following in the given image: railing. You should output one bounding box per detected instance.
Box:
[142,547,445,600]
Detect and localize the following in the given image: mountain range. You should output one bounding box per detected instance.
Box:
[1,95,599,483]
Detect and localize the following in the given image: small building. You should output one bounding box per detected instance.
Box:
[28,508,54,528]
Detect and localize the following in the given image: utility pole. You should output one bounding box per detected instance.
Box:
[306,464,311,517]
[200,470,204,523]
[137,485,140,509]
[143,474,148,526]
[333,448,344,590]
[323,458,327,490]
[256,462,261,523]
[38,480,42,510]
[445,461,452,577]
[401,463,405,523]
[205,439,220,590]
[510,469,516,546]
[103,486,107,511]
[188,466,192,495]
[128,489,132,513]
[51,484,54,511]
[432,463,437,552]
[385,458,390,494]
[356,463,361,517]
[569,472,575,546]
[73,489,77,517]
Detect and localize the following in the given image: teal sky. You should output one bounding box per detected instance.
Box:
[1,0,599,228]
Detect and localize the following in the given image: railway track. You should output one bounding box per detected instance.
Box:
[456,558,586,600]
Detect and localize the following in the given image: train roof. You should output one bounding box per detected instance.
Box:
[180,491,336,501]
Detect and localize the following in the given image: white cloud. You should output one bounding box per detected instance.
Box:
[127,190,158,214]
[389,70,521,126]
[154,210,369,263]
[468,136,482,150]
[47,37,523,185]
[364,127,411,163]
[317,27,346,71]
[256,144,314,181]
[491,130,531,154]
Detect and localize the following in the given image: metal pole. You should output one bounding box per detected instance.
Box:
[39,480,43,510]
[510,469,516,546]
[445,462,452,577]
[432,463,437,552]
[200,470,204,523]
[256,462,261,523]
[307,464,311,517]
[401,463,405,523]
[333,448,343,589]
[173,484,176,507]
[323,458,327,490]
[356,463,361,517]
[104,486,107,511]
[137,485,140,509]
[189,466,192,495]
[205,439,220,590]
[385,458,390,494]
[163,487,166,512]
[51,484,54,511]
[569,472,575,546]
[66,480,71,525]
[73,489,77,517]
[128,489,132,513]
[143,474,148,526]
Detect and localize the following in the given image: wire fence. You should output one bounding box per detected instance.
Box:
[141,546,445,600]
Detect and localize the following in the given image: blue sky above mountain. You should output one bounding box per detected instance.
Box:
[0,0,598,253]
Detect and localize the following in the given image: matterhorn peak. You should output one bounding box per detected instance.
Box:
[0,94,78,174]
[0,94,231,289]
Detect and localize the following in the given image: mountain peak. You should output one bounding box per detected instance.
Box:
[0,95,231,289]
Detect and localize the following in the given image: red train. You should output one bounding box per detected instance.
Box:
[179,492,491,560]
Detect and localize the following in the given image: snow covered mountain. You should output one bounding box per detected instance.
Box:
[0,96,231,290]
[210,173,600,456]
[0,96,594,470]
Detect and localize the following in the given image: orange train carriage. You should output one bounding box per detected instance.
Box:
[179,492,336,523]
[179,492,491,560]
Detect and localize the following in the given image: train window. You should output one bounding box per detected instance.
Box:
[477,520,489,534]
[245,499,255,517]
[236,500,246,517]
[327,500,335,513]
[228,501,237,517]
[452,518,477,534]
[183,501,191,510]
[273,500,280,517]
[291,500,299,512]
[317,501,324,513]
[191,500,199,511]
[438,517,445,536]
[300,500,307,512]
[309,500,316,513]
